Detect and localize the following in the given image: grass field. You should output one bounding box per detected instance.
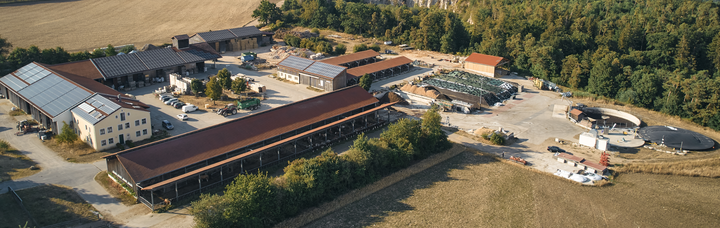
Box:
[0,0,281,52]
[0,184,99,228]
[0,141,40,181]
[304,150,720,227]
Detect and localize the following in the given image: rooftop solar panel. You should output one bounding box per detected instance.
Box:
[304,62,345,79]
[78,103,95,113]
[196,30,236,42]
[0,74,28,91]
[134,48,186,69]
[278,56,314,71]
[229,26,263,38]
[93,54,149,78]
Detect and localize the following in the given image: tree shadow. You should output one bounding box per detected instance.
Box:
[0,150,40,181]
[0,0,79,7]
[304,150,499,227]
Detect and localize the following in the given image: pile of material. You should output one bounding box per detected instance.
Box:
[400,84,441,99]
[269,45,316,60]
[378,91,408,105]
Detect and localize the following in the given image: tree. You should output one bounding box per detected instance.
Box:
[190,79,204,97]
[105,44,117,57]
[119,45,135,54]
[334,44,346,55]
[421,105,448,152]
[252,0,282,25]
[353,44,367,53]
[190,194,233,228]
[205,76,222,104]
[284,34,301,47]
[368,44,380,52]
[216,68,232,90]
[358,73,372,91]
[91,48,105,58]
[0,35,11,56]
[56,121,77,144]
[231,77,247,94]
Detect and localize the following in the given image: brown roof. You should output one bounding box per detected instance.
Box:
[141,102,396,190]
[465,53,506,66]
[581,160,607,171]
[108,86,378,183]
[347,56,413,78]
[320,50,379,66]
[45,60,103,80]
[555,152,585,163]
[570,109,583,116]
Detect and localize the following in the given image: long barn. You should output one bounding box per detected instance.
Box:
[103,86,394,209]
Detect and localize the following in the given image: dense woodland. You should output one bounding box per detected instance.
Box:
[255,0,720,130]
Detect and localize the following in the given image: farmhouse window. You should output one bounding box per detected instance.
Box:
[100,129,105,135]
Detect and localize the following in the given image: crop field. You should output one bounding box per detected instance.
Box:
[306,150,720,227]
[0,0,281,52]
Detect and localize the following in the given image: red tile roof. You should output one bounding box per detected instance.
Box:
[570,109,583,116]
[347,56,413,78]
[107,86,378,183]
[141,102,396,190]
[582,160,607,171]
[45,60,103,80]
[556,152,585,163]
[320,50,380,66]
[465,53,505,66]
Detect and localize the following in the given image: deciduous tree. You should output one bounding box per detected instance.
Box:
[358,73,372,91]
[252,0,282,25]
[205,76,222,104]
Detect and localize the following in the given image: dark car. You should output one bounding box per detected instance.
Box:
[547,146,566,153]
[161,120,174,130]
[173,102,185,109]
[161,96,173,102]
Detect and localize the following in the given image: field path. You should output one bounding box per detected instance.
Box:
[0,0,280,52]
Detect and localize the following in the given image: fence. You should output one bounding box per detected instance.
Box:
[7,187,39,227]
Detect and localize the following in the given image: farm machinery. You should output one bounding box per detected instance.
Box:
[216,98,262,116]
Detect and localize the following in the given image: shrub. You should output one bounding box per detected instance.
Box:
[353,43,368,53]
[334,44,346,55]
[9,109,25,116]
[490,133,505,145]
[56,121,77,144]
[126,140,135,148]
[311,28,320,34]
[481,133,489,140]
[116,143,125,150]
[369,44,381,52]
[0,139,10,154]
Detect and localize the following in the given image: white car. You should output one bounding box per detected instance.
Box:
[164,98,178,105]
[159,95,172,101]
[176,114,188,120]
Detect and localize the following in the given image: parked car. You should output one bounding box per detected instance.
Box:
[176,114,188,120]
[182,104,198,113]
[164,98,178,105]
[161,120,174,130]
[169,100,181,106]
[159,95,172,101]
[173,102,185,109]
[547,146,566,153]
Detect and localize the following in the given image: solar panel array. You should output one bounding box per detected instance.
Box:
[229,26,263,38]
[93,54,148,78]
[0,73,29,91]
[196,30,236,42]
[72,94,121,124]
[304,62,345,79]
[278,56,315,71]
[17,74,92,117]
[135,48,185,69]
[14,63,52,84]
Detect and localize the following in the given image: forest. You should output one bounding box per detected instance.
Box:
[260,0,720,130]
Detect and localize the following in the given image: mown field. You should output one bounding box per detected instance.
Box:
[0,0,280,52]
[305,150,720,227]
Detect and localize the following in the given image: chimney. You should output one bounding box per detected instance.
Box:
[117,94,122,103]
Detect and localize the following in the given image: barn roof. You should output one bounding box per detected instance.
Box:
[582,160,607,171]
[90,44,220,78]
[106,86,378,183]
[319,50,379,66]
[193,26,264,42]
[347,56,412,78]
[555,153,585,163]
[465,53,506,66]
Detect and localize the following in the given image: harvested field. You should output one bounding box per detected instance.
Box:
[615,157,720,178]
[304,150,720,227]
[0,0,281,52]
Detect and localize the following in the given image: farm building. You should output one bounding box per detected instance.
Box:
[554,153,607,174]
[421,70,517,109]
[103,86,394,209]
[463,53,509,78]
[72,94,151,151]
[188,26,273,53]
[319,50,379,68]
[0,62,150,140]
[276,56,348,91]
[346,56,413,86]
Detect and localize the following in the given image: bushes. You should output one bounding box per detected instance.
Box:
[55,121,77,144]
[0,139,10,154]
[353,44,368,53]
[190,107,450,227]
[490,133,505,145]
[116,143,125,150]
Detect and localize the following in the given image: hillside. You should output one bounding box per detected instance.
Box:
[0,0,281,52]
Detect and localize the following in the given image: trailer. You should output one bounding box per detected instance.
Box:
[237,98,261,110]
